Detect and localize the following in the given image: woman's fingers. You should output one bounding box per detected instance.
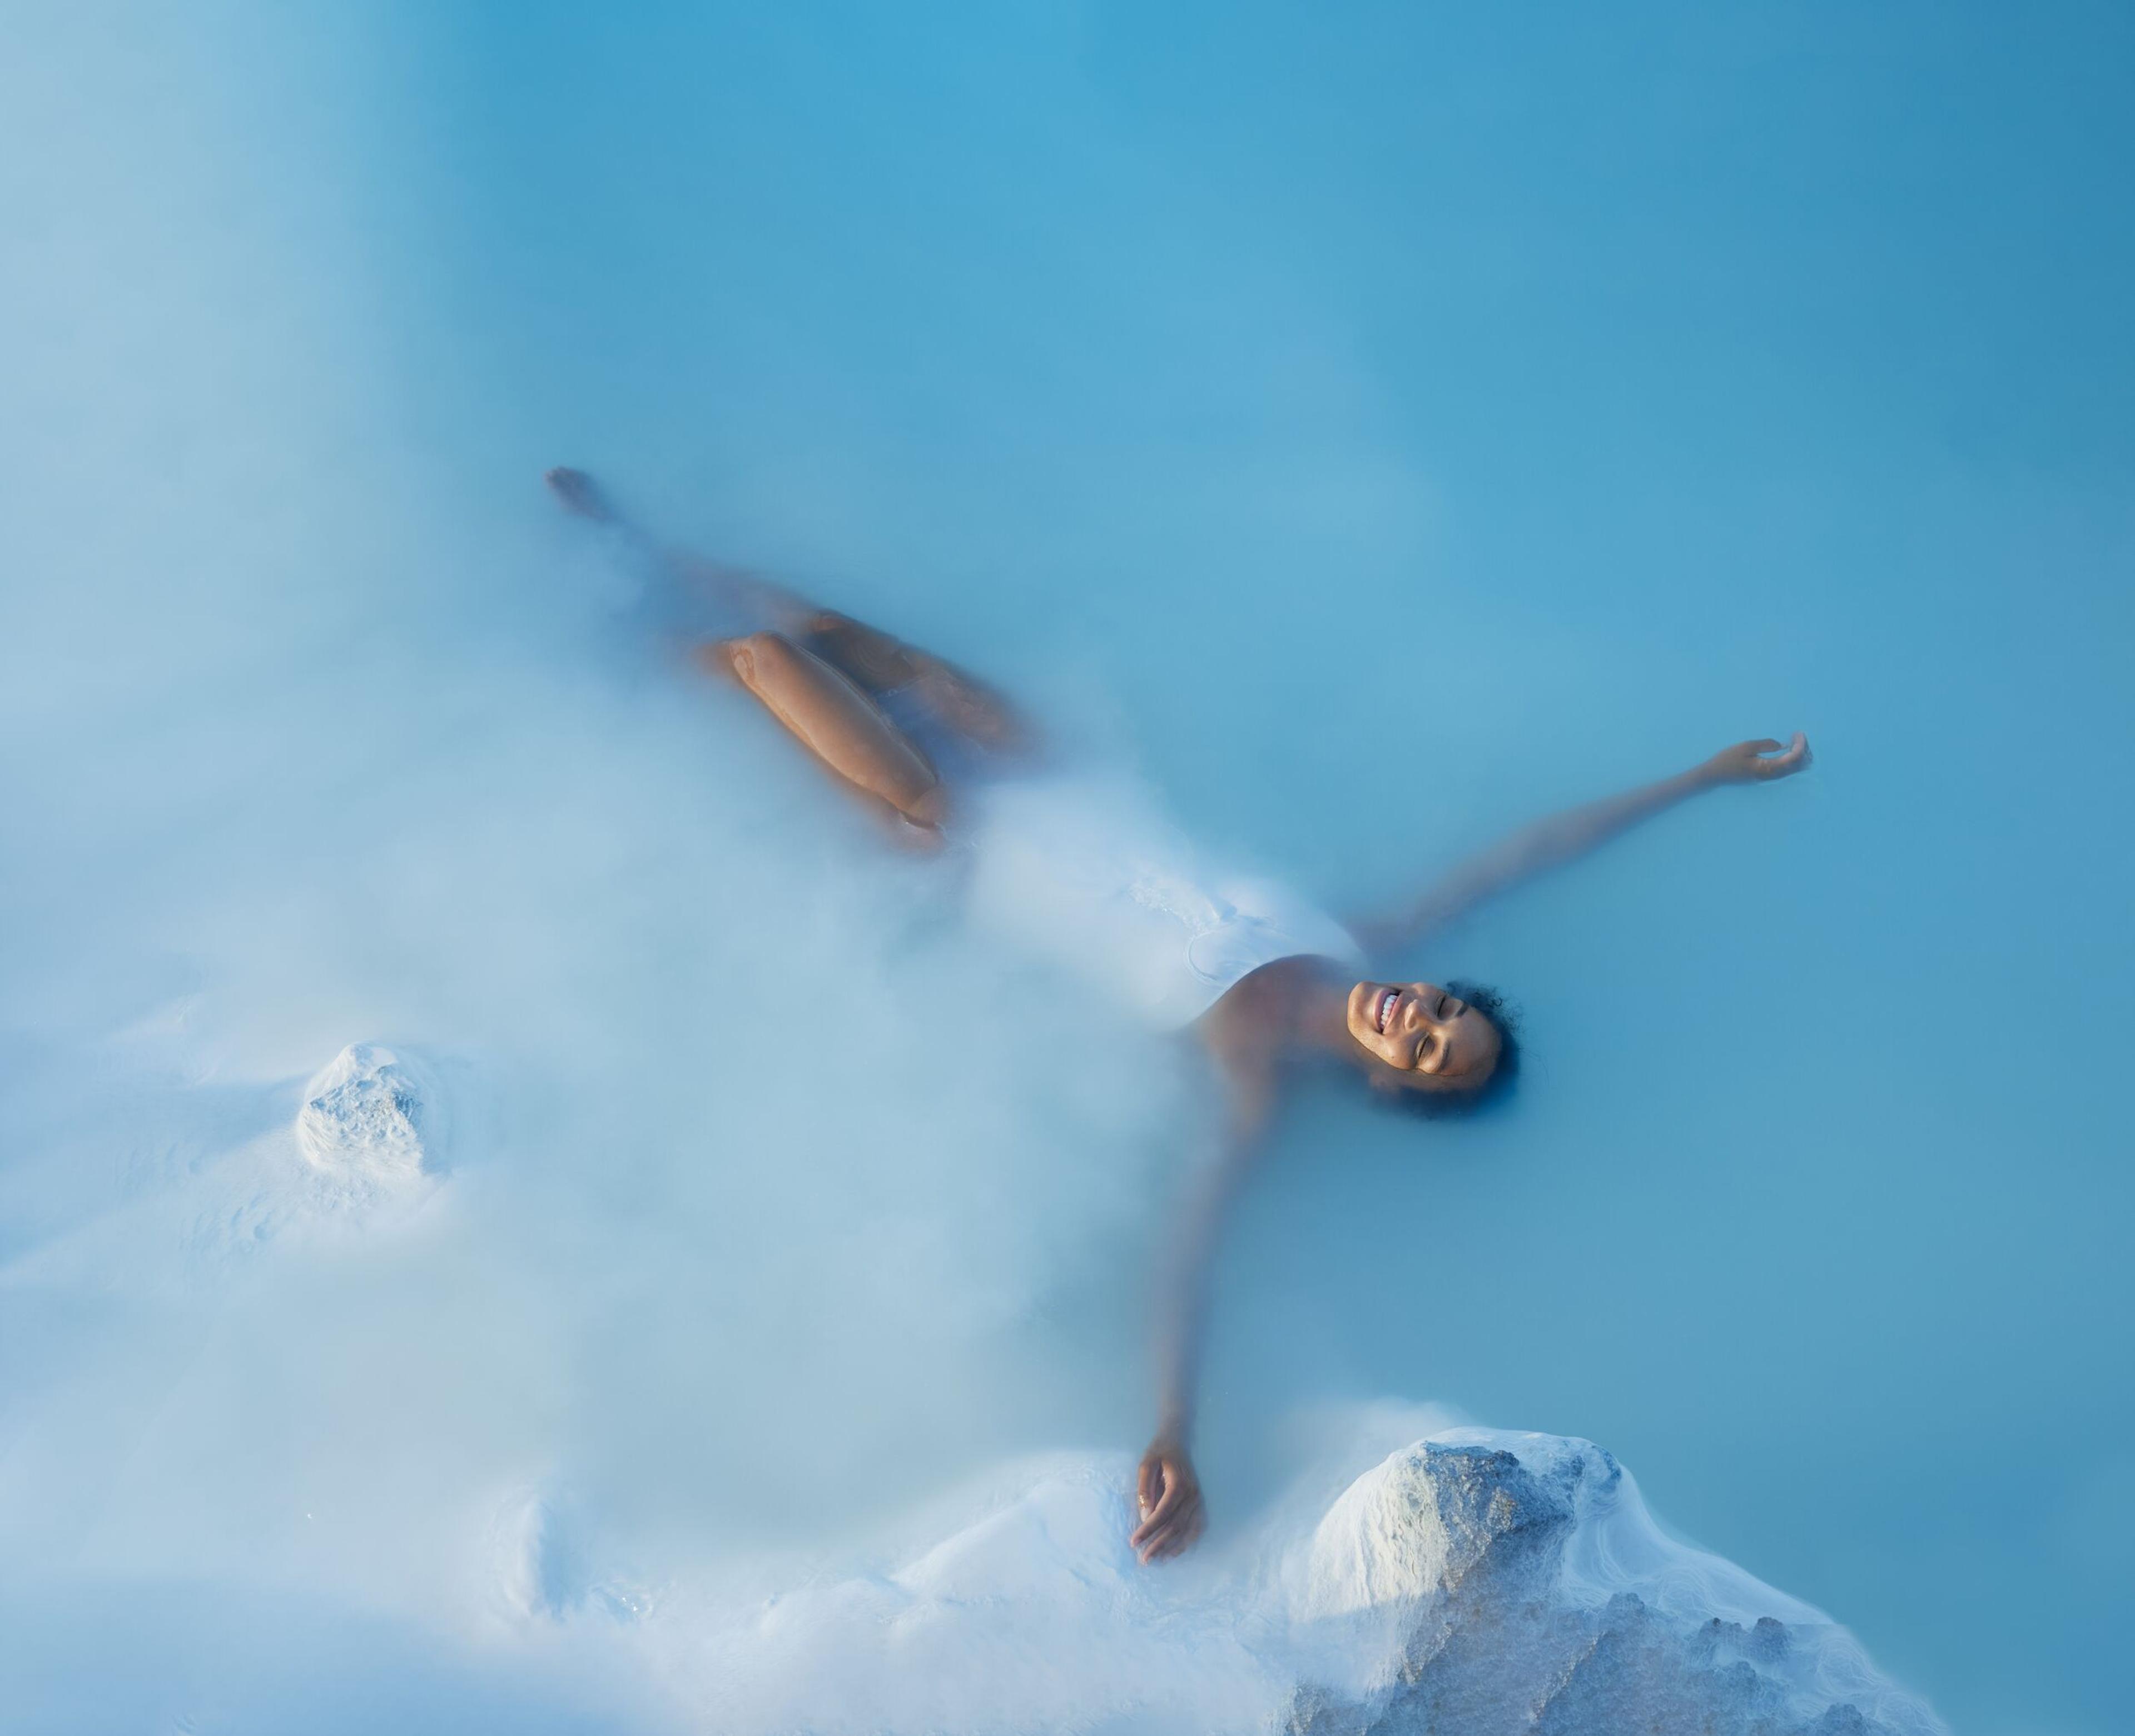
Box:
[1130,1477,1184,1548]
[1131,1442,1205,1561]
[1705,732,1810,785]
[1138,1503,1206,1562]
[1135,1511,1189,1561]
[1757,732,1810,778]
[1131,1459,1205,1561]
[1136,1457,1160,1514]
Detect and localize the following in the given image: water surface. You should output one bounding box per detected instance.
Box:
[3,6,2130,1731]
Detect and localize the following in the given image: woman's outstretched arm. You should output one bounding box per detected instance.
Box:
[1130,1085,1273,1564]
[1352,733,1811,954]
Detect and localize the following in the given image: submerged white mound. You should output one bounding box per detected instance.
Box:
[295,1043,441,1196]
[531,1426,1946,1736]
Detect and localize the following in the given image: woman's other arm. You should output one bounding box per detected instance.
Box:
[1353,733,1811,954]
[1130,1086,1273,1564]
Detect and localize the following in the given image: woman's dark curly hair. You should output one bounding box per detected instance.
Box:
[1373,979,1522,1121]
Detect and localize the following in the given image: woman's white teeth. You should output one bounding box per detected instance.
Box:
[1377,989,1398,1032]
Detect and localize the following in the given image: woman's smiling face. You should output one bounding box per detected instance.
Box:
[1343,979,1503,1093]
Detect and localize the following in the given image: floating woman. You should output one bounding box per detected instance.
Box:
[545,467,1812,1563]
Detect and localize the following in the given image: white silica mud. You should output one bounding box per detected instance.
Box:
[488,1420,1945,1736]
[0,1038,454,1303]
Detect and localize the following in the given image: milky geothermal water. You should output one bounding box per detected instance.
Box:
[4,6,2131,1732]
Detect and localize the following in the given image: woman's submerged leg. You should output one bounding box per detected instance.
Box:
[545,465,820,639]
[548,466,1040,835]
[790,609,1035,759]
[710,630,946,834]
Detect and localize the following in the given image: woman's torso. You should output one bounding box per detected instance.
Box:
[953,768,1362,1030]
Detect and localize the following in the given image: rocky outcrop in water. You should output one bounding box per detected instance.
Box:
[1285,1435,1940,1736]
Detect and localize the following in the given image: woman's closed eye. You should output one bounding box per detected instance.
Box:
[1415,1032,1439,1069]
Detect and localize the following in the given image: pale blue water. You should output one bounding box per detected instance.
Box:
[2,6,2129,1732]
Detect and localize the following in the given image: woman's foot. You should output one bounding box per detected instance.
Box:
[544,466,619,524]
[547,468,833,648]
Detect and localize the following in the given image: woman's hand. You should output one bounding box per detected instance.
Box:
[1131,1434,1206,1564]
[1700,732,1811,785]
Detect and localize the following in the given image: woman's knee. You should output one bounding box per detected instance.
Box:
[718,630,800,691]
[799,613,920,692]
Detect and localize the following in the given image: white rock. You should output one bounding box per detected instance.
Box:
[1285,1429,1945,1736]
[295,1043,438,1193]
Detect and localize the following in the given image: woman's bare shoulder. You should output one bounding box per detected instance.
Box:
[1196,955,1332,1058]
